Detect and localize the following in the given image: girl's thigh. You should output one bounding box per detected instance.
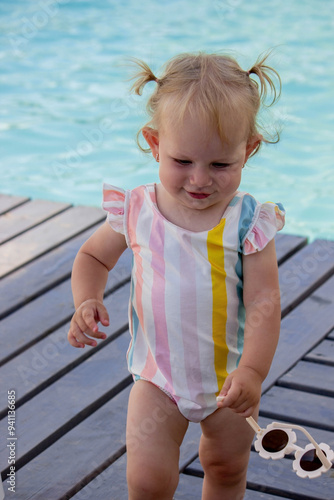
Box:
[199,405,259,468]
[126,380,189,473]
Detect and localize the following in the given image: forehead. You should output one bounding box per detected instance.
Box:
[159,112,247,156]
[157,91,250,145]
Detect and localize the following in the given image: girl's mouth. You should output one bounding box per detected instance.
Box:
[188,192,211,199]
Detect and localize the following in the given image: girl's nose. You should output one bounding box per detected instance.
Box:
[189,166,212,187]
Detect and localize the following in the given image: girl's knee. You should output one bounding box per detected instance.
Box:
[200,449,250,486]
[127,462,178,500]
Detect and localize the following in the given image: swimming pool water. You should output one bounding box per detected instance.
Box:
[1,0,334,241]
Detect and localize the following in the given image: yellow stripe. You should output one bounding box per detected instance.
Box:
[207,220,228,394]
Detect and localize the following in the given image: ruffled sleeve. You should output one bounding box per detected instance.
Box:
[102,183,126,235]
[242,201,285,255]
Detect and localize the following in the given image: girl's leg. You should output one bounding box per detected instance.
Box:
[126,380,189,500]
[199,405,259,500]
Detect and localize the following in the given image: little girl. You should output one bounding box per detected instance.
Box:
[68,51,285,500]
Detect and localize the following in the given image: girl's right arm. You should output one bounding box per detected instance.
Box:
[68,221,128,348]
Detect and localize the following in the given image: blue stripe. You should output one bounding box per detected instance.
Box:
[235,252,245,366]
[235,194,258,365]
[237,194,258,253]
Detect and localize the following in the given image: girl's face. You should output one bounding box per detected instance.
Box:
[143,114,261,227]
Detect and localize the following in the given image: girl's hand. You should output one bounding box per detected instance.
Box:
[216,366,262,417]
[68,299,110,348]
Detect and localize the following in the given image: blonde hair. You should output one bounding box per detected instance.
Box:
[129,51,281,157]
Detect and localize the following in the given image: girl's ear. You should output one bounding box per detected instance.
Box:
[245,134,263,162]
[142,127,159,157]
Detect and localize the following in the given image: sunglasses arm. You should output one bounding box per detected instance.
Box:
[271,422,332,470]
[246,416,262,434]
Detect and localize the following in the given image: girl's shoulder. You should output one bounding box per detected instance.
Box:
[102,183,155,236]
[233,192,285,255]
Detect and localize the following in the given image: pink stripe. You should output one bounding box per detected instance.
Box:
[244,225,268,253]
[103,188,125,202]
[141,347,158,381]
[128,187,145,332]
[180,233,206,407]
[149,212,173,390]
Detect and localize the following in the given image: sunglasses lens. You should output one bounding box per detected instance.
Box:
[262,429,289,453]
[300,448,326,472]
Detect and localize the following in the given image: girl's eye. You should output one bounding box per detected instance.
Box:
[213,163,231,168]
[175,159,191,165]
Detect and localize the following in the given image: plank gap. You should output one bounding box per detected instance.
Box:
[0,203,72,245]
[281,267,334,319]
[276,235,308,266]
[0,195,30,215]
[276,378,334,399]
[61,446,127,500]
[258,409,334,433]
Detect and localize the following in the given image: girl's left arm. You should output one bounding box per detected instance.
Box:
[217,239,281,416]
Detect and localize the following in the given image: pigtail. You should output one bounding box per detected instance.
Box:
[247,50,281,107]
[128,58,159,96]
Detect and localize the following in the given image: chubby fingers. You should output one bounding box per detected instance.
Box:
[68,302,109,348]
[68,321,105,348]
[216,379,259,417]
[216,394,256,417]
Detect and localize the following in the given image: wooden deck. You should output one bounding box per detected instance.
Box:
[0,193,334,500]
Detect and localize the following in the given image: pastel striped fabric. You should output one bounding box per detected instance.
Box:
[103,183,285,422]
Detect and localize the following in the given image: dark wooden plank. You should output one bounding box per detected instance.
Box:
[244,490,288,500]
[263,274,334,393]
[0,282,130,418]
[274,232,307,265]
[0,331,132,470]
[0,199,71,244]
[69,454,129,500]
[186,453,334,500]
[0,227,131,319]
[8,386,131,500]
[279,239,334,317]
[247,452,334,500]
[0,205,105,278]
[177,473,288,500]
[0,253,131,366]
[260,386,334,431]
[0,279,76,366]
[278,360,334,397]
[0,194,29,214]
[0,224,99,319]
[305,339,334,366]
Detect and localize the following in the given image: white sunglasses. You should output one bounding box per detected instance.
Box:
[247,416,334,479]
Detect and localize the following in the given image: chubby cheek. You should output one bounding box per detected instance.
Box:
[216,169,234,187]
[159,163,184,190]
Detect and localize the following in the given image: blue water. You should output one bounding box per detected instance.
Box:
[1,0,334,240]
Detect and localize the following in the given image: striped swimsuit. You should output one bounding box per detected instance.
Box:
[103,183,285,422]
